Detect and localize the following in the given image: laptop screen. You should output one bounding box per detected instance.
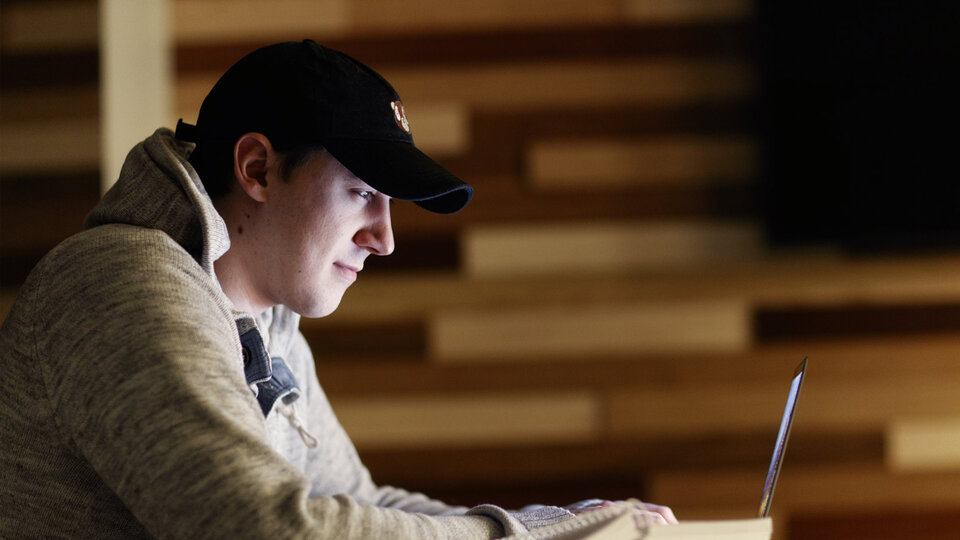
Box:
[758,358,807,518]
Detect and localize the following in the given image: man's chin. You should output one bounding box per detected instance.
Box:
[293,296,343,319]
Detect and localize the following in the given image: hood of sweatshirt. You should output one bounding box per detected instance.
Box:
[84,128,229,277]
[83,128,299,355]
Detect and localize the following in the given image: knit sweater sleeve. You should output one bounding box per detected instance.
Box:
[32,226,512,539]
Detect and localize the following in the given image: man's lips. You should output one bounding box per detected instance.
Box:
[334,262,361,281]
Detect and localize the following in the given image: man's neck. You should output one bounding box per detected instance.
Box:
[212,197,271,316]
[214,250,269,315]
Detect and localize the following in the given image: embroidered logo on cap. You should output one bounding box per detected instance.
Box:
[390,101,411,134]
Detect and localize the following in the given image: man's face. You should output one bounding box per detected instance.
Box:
[254,148,394,318]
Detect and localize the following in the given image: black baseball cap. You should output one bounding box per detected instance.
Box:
[175,39,472,214]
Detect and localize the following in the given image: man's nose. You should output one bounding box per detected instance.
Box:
[355,203,395,256]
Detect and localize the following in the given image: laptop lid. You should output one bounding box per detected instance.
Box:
[757,357,807,518]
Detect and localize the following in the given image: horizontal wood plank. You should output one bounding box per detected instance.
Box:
[403,101,471,157]
[528,136,756,189]
[311,335,960,394]
[382,59,752,112]
[350,0,619,32]
[756,304,960,341]
[173,0,347,44]
[428,299,750,361]
[610,372,960,437]
[355,0,752,32]
[625,0,752,23]
[332,391,599,449]
[887,417,960,472]
[0,85,99,123]
[0,118,100,174]
[789,509,960,540]
[651,464,960,515]
[463,220,762,277]
[0,49,99,92]
[0,0,98,53]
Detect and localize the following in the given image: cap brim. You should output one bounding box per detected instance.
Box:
[323,138,472,214]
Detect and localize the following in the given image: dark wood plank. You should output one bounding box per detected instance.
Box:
[176,22,752,74]
[790,509,960,540]
[310,334,960,395]
[756,304,960,341]
[0,50,98,91]
[0,173,99,286]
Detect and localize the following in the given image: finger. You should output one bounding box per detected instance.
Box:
[635,502,678,525]
[638,510,668,525]
[566,499,615,515]
[648,504,678,524]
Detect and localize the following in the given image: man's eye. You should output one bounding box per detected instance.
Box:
[355,190,373,200]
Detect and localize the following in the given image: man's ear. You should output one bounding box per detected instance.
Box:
[233,132,275,203]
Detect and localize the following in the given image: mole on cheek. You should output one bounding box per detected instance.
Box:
[237,226,244,235]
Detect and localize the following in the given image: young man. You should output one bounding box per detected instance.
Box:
[0,40,673,538]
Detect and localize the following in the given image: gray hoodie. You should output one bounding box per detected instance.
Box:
[0,129,573,539]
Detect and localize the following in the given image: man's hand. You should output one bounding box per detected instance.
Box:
[567,499,678,525]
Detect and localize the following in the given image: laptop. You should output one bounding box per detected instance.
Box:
[757,357,808,518]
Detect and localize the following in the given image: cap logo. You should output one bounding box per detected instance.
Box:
[390,101,411,134]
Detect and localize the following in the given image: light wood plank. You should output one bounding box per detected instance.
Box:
[428,299,750,361]
[177,59,751,120]
[610,372,960,437]
[528,136,756,189]
[173,0,347,44]
[463,220,762,278]
[888,417,960,471]
[331,391,599,449]
[403,102,471,157]
[0,0,98,53]
[0,118,100,174]
[382,59,752,112]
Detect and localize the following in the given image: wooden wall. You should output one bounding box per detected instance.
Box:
[3,1,960,538]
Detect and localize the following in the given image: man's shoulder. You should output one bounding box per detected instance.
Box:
[4,223,235,363]
[27,224,222,313]
[43,224,205,279]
